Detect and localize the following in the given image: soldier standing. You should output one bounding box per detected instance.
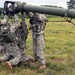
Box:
[26,12,47,69]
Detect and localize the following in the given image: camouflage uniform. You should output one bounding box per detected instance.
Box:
[26,12,46,66]
[0,15,8,54]
[0,14,21,66]
[15,13,33,63]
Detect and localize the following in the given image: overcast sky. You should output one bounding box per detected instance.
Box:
[0,0,69,8]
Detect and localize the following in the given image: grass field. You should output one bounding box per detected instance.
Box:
[0,17,75,75]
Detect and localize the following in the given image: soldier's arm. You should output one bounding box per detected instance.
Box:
[25,12,34,18]
[10,14,19,33]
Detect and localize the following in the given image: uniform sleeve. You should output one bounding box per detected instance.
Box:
[35,13,46,21]
[10,14,19,33]
[25,12,34,18]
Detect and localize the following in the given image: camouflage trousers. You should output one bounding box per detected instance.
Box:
[32,32,45,65]
[0,43,34,65]
[0,43,21,65]
[17,42,32,62]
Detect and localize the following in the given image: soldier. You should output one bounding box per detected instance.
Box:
[26,12,47,69]
[15,13,34,63]
[0,14,21,69]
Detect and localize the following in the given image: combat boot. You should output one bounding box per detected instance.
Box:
[4,61,12,69]
[28,55,35,62]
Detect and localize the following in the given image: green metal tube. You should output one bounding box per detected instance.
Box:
[23,5,67,17]
[4,1,75,18]
[15,3,75,18]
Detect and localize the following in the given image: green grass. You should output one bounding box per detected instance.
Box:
[0,17,75,75]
